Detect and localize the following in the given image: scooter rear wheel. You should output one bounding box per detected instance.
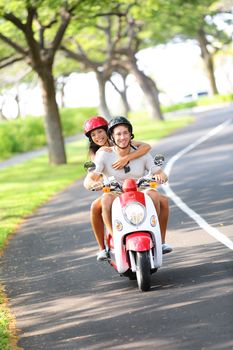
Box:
[136,251,151,292]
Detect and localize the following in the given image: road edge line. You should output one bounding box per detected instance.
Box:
[164,118,233,251]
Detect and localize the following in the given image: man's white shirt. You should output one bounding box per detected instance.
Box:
[94,147,159,182]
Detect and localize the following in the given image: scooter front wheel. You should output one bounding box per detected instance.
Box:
[136,251,151,292]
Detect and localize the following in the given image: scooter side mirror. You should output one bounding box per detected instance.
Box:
[84,161,96,172]
[154,154,165,167]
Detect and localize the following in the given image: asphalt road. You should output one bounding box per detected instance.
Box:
[1,105,233,350]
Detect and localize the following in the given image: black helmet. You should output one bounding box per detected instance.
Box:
[108,116,133,138]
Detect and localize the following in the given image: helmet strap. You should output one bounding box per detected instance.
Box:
[112,137,131,150]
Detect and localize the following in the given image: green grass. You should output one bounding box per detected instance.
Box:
[0,114,193,350]
[0,286,17,350]
[0,139,88,250]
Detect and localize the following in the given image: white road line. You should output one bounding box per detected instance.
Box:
[164,118,233,251]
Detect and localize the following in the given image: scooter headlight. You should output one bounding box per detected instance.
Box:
[123,202,146,226]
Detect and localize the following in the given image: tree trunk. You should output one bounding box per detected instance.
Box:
[60,80,66,108]
[128,59,164,120]
[109,72,131,117]
[15,93,20,118]
[0,111,7,121]
[204,54,218,95]
[197,29,219,95]
[96,72,111,119]
[0,99,7,121]
[121,74,130,116]
[121,89,130,116]
[39,68,67,165]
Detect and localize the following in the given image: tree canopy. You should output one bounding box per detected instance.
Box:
[0,0,113,164]
[0,0,232,160]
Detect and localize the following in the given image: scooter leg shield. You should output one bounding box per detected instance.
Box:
[126,232,153,251]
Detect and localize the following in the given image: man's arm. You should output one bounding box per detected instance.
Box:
[145,153,168,184]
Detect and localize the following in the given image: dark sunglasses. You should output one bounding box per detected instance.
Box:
[124,163,130,173]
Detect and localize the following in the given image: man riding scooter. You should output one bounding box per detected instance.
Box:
[84,116,172,255]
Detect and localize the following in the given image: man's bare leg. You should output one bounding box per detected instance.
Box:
[146,190,172,254]
[159,194,169,244]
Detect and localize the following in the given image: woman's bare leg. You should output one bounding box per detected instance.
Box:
[90,197,105,251]
[101,193,116,235]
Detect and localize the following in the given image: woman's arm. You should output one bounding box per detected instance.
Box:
[112,141,151,169]
[130,141,151,159]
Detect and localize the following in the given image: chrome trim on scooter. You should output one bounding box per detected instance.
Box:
[129,250,136,272]
[149,249,155,269]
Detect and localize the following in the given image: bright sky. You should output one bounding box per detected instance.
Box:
[138,43,207,100]
[59,42,209,114]
[62,41,232,111]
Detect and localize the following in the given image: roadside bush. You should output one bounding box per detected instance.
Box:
[60,107,97,136]
[162,93,233,113]
[0,117,45,160]
[162,101,196,112]
[197,93,233,106]
[0,107,97,161]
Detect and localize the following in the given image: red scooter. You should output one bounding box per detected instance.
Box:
[85,155,164,292]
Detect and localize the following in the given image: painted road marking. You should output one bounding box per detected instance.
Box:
[164,118,233,251]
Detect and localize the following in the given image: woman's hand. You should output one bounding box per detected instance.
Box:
[90,181,103,191]
[112,155,130,169]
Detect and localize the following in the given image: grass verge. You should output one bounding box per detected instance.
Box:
[0,286,21,350]
[0,114,193,350]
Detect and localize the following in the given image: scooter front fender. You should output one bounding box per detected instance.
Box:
[126,232,153,252]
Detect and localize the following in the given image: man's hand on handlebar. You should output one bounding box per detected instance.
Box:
[152,171,168,184]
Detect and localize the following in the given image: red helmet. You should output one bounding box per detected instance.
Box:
[84,116,108,137]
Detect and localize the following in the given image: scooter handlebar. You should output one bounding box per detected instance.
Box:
[88,173,165,192]
[137,178,151,188]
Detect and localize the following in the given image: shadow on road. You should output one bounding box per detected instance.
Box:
[1,105,233,349]
[1,178,232,350]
